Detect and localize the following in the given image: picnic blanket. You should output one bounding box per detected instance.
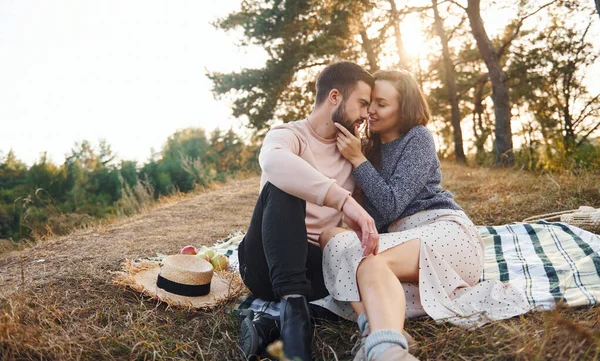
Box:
[225,222,600,327]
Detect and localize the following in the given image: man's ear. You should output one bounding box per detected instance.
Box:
[328,89,342,106]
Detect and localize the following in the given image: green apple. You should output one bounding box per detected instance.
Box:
[199,246,216,260]
[210,253,230,271]
[196,251,210,262]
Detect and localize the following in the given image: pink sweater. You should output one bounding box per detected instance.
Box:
[259,119,355,244]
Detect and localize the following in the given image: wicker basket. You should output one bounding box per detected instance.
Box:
[522,206,600,233]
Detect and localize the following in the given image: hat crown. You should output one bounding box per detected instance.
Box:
[159,254,213,285]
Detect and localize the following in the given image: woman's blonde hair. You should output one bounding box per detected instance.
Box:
[364,69,431,169]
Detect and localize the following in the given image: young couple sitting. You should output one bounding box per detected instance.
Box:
[236,61,485,361]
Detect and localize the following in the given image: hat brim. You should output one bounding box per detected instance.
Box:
[114,260,245,309]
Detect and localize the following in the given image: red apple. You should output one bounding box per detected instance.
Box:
[180,245,198,255]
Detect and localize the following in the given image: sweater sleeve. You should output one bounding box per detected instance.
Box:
[259,128,350,210]
[352,127,438,226]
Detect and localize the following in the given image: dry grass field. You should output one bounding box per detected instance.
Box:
[1,162,599,361]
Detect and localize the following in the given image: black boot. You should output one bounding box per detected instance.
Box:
[238,309,280,360]
[279,295,312,361]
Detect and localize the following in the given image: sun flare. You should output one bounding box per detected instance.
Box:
[400,17,430,59]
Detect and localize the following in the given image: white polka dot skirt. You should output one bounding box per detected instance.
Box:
[322,209,530,328]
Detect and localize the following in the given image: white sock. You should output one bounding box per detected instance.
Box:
[365,329,408,360]
[357,312,370,336]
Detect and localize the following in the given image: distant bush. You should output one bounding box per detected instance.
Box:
[513,139,600,172]
[0,128,260,243]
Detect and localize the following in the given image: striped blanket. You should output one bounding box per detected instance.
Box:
[230,222,600,324]
[481,221,600,310]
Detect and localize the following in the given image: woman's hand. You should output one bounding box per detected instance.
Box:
[342,196,379,256]
[334,123,368,168]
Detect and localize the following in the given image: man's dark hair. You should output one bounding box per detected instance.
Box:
[315,61,374,105]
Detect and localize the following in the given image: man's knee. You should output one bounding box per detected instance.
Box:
[263,182,296,200]
[262,182,306,208]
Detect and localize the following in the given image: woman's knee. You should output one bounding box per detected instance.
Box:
[356,255,389,281]
[378,239,421,282]
[318,227,346,251]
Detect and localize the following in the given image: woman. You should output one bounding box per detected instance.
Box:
[320,70,528,361]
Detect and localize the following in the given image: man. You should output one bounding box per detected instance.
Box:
[237,61,380,361]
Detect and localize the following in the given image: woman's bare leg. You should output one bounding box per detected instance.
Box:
[357,239,420,332]
[319,228,421,332]
[350,301,365,315]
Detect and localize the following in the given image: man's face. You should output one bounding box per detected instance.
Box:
[332,81,372,135]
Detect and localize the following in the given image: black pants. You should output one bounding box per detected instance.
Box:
[238,182,330,302]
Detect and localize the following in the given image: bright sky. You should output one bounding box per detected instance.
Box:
[1,1,598,166]
[0,0,267,166]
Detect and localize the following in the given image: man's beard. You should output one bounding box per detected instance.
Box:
[332,100,362,134]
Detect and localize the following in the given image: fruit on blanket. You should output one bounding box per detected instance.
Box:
[200,246,216,259]
[196,246,217,262]
[196,250,210,262]
[180,245,198,255]
[181,245,227,268]
[210,253,230,271]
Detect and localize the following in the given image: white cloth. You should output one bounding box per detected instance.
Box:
[322,209,530,328]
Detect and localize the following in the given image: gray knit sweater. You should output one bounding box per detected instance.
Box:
[353,125,463,232]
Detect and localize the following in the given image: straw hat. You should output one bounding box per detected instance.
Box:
[114,254,244,309]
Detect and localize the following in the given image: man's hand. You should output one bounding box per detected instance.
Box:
[342,196,379,256]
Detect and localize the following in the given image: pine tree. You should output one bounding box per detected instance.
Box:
[208,0,375,132]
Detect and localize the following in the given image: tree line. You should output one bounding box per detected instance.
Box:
[0,128,259,243]
[208,0,600,169]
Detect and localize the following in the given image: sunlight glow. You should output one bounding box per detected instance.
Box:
[401,16,430,60]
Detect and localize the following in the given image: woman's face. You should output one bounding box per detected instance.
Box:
[367,80,401,139]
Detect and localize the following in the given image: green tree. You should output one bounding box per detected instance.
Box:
[206,128,246,180]
[0,150,27,191]
[208,0,515,163]
[26,152,68,202]
[432,0,466,163]
[159,128,212,191]
[208,0,374,132]
[0,151,27,240]
[463,0,515,166]
[508,3,600,168]
[446,0,562,166]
